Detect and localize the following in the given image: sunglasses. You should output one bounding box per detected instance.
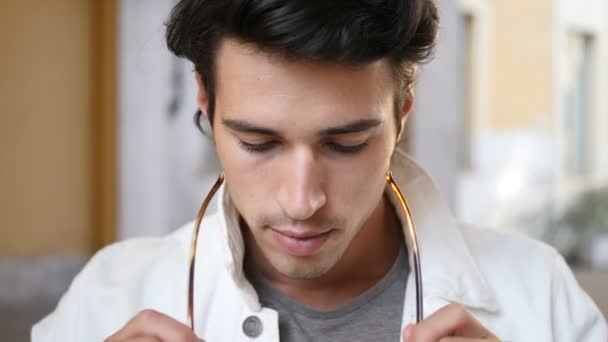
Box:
[186,171,424,333]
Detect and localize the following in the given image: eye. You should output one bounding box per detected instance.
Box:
[238,140,277,153]
[326,141,369,154]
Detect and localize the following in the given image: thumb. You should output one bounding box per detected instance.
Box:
[402,324,414,341]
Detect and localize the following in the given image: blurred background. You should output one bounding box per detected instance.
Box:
[1,0,607,340]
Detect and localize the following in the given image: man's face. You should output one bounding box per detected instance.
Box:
[201,39,407,280]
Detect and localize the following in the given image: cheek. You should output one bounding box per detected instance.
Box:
[335,133,393,179]
[214,125,277,175]
[215,126,264,178]
[326,138,393,212]
[214,130,271,215]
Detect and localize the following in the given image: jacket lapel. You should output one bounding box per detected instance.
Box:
[389,148,498,319]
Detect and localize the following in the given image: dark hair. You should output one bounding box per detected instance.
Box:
[166,0,439,131]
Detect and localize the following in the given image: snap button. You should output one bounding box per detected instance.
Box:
[242,315,263,338]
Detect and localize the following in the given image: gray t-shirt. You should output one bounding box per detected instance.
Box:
[245,245,409,342]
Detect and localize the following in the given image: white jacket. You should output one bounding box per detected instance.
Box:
[33,150,608,341]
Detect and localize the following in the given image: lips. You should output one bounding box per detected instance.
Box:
[270,228,332,257]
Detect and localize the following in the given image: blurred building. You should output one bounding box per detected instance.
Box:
[450,0,608,234]
[117,0,221,240]
[413,0,608,317]
[1,1,115,340]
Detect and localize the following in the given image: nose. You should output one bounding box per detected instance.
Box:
[277,147,327,221]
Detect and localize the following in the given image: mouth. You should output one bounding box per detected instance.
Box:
[270,228,332,257]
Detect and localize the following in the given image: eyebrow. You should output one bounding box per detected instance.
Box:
[222,119,279,136]
[319,119,382,137]
[222,118,382,137]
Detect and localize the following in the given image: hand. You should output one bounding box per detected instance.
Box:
[105,309,205,342]
[403,304,500,342]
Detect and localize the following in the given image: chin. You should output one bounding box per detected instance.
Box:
[269,252,337,280]
[277,266,329,280]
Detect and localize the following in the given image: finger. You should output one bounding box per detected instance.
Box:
[404,304,494,341]
[118,337,162,342]
[439,338,488,342]
[106,309,202,342]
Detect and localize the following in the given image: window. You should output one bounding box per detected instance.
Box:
[562,33,595,177]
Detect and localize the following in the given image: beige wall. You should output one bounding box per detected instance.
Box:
[0,1,94,257]
[487,0,554,131]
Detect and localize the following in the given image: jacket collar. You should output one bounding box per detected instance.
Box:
[387,148,498,313]
[216,147,498,314]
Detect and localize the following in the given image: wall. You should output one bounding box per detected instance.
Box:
[0,0,94,257]
[118,0,221,240]
[489,0,554,132]
[412,0,466,207]
[555,0,608,192]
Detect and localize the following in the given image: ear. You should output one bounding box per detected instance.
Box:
[397,86,415,140]
[195,72,210,119]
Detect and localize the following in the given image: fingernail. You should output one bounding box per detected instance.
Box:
[403,324,413,341]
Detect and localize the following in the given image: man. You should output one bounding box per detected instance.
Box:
[33,0,607,341]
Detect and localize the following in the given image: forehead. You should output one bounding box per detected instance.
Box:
[213,38,396,125]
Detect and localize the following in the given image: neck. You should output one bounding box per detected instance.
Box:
[243,195,403,311]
